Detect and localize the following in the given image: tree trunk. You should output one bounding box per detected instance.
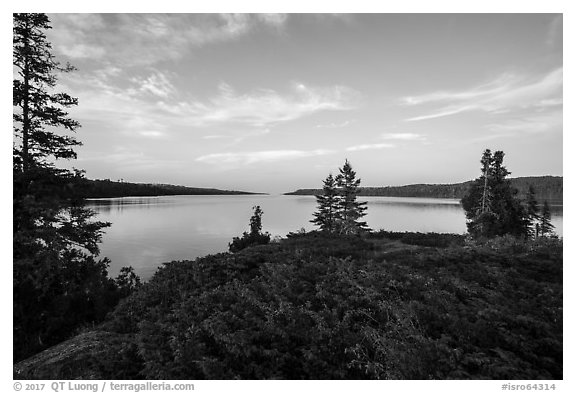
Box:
[22,22,31,173]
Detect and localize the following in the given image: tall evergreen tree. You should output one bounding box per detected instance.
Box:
[249,205,265,236]
[311,173,339,232]
[461,149,528,238]
[539,201,555,237]
[479,149,493,215]
[13,13,81,172]
[461,149,497,236]
[335,159,368,234]
[13,13,126,362]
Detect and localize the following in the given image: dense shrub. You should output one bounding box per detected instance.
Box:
[229,233,271,253]
[228,206,271,253]
[97,233,562,379]
[369,230,466,248]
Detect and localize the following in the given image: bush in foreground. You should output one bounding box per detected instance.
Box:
[229,206,271,253]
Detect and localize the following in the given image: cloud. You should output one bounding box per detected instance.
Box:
[48,14,289,67]
[402,68,563,121]
[59,73,173,139]
[404,106,476,122]
[401,74,516,106]
[315,120,353,128]
[158,82,358,126]
[485,110,562,134]
[130,71,176,99]
[346,143,395,152]
[62,63,355,139]
[380,133,426,141]
[256,14,288,28]
[138,130,166,138]
[196,149,335,166]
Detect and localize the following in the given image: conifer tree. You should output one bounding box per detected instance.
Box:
[311,173,339,232]
[249,205,265,235]
[13,13,81,172]
[462,149,497,236]
[335,159,368,234]
[461,149,528,238]
[13,13,126,361]
[539,201,555,237]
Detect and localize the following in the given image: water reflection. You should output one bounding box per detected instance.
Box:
[86,195,563,280]
[86,197,166,213]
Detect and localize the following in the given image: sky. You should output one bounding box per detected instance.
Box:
[43,13,563,194]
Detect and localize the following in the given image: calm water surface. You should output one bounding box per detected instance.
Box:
[87,195,563,280]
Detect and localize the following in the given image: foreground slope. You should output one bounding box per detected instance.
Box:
[15,232,562,379]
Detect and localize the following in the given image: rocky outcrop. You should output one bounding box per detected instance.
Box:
[14,331,129,380]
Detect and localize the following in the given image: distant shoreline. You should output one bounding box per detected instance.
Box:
[284,175,563,203]
[78,178,266,199]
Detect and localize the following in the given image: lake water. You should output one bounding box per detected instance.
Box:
[87,195,563,280]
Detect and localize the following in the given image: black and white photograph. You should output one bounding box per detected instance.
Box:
[10,3,567,388]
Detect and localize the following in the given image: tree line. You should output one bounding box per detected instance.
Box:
[75,178,258,198]
[287,176,562,203]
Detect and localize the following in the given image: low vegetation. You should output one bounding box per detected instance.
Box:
[35,231,559,380]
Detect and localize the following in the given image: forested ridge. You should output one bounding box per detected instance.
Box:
[286,176,563,203]
[77,178,262,198]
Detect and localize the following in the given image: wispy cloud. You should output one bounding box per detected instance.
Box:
[380,132,426,141]
[485,110,562,134]
[196,149,335,166]
[138,130,166,138]
[346,143,395,152]
[256,14,288,28]
[62,67,357,139]
[402,68,562,122]
[315,120,353,129]
[130,71,176,99]
[159,82,358,126]
[49,14,290,67]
